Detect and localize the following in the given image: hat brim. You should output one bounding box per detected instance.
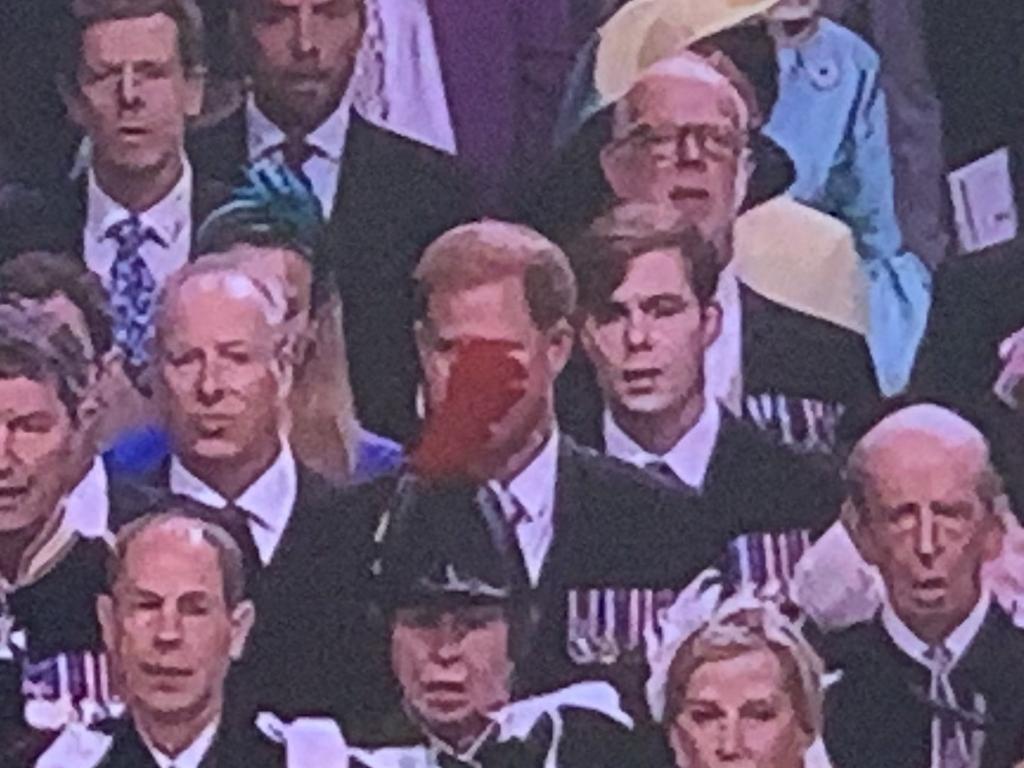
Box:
[594,0,780,106]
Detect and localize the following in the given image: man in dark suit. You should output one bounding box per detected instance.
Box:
[820,403,1024,768]
[912,240,1024,411]
[78,508,276,767]
[539,47,878,457]
[569,201,842,593]
[187,0,475,440]
[353,478,647,765]
[4,0,230,382]
[351,220,721,720]
[119,258,381,729]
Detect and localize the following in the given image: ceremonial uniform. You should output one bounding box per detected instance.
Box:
[821,599,1024,768]
[352,685,646,768]
[0,519,113,766]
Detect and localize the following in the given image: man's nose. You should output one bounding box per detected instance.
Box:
[624,307,653,350]
[432,621,465,664]
[676,130,706,165]
[117,62,142,110]
[195,361,226,404]
[915,509,942,562]
[154,606,184,645]
[292,1,318,59]
[0,428,14,478]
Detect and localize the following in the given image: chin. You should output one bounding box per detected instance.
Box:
[187,438,245,462]
[617,392,675,415]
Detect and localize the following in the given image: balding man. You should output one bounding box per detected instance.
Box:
[75,508,276,767]
[818,404,1024,768]
[117,261,381,727]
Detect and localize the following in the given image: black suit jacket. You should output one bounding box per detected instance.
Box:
[912,240,1024,410]
[109,460,384,730]
[558,284,878,460]
[568,407,841,547]
[821,606,1024,768]
[343,437,721,739]
[96,716,278,768]
[187,109,478,440]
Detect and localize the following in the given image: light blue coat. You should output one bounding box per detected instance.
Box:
[765,19,932,395]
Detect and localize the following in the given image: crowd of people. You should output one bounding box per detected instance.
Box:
[0,0,1023,766]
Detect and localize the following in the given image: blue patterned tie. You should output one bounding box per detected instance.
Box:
[106,216,159,376]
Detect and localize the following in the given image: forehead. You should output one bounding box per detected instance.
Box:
[121,523,223,595]
[252,0,347,9]
[164,280,274,346]
[612,249,694,300]
[685,647,786,700]
[623,73,741,129]
[862,433,984,503]
[0,375,66,418]
[81,14,180,65]
[426,277,536,341]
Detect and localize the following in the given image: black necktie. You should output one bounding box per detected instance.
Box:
[643,460,696,494]
[216,504,263,577]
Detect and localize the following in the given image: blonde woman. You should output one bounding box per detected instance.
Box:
[647,577,831,768]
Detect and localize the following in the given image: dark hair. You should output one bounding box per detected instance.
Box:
[695,22,781,127]
[570,202,721,321]
[108,498,248,608]
[0,306,91,420]
[0,251,114,358]
[57,0,206,91]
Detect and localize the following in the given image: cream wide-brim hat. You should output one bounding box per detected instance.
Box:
[594,0,781,107]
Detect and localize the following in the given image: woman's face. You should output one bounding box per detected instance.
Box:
[669,648,812,768]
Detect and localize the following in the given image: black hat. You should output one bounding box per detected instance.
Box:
[376,476,529,612]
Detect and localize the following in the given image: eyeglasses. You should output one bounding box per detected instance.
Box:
[611,123,748,164]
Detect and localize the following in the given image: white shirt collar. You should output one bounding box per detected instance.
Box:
[246,89,355,164]
[603,400,721,490]
[495,429,560,525]
[140,718,219,768]
[65,458,110,539]
[169,442,299,565]
[86,159,193,248]
[881,590,992,669]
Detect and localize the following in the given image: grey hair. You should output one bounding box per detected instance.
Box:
[154,258,289,350]
[845,404,1004,518]
[107,505,247,608]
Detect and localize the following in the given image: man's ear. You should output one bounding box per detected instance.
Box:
[60,76,87,129]
[981,499,1010,564]
[183,70,206,119]
[228,600,256,660]
[733,146,754,214]
[700,301,723,351]
[546,319,576,377]
[414,320,431,367]
[97,594,117,656]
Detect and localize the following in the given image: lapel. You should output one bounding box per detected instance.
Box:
[99,722,160,768]
[257,462,322,585]
[533,438,582,601]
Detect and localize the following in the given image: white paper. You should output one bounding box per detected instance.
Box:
[948,147,1019,254]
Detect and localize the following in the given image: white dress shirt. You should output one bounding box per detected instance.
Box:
[488,431,560,586]
[247,88,355,219]
[603,400,722,491]
[141,719,219,768]
[705,262,744,415]
[65,458,110,540]
[83,161,193,289]
[352,0,456,154]
[169,442,299,566]
[881,590,991,670]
